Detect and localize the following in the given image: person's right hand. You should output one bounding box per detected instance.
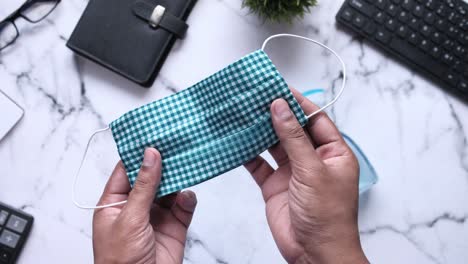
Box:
[245,89,369,264]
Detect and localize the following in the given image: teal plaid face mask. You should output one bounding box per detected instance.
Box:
[73,34,347,209]
[111,50,308,197]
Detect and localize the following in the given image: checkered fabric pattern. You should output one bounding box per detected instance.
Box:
[110,50,307,197]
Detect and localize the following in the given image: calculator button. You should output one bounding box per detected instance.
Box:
[0,230,19,249]
[6,215,27,234]
[0,212,8,226]
[0,248,11,263]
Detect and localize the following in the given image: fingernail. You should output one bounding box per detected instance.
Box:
[179,191,197,211]
[142,148,157,167]
[274,99,293,121]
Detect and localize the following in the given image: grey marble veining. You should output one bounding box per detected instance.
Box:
[1,0,467,263]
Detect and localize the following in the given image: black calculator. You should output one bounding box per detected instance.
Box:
[0,202,33,264]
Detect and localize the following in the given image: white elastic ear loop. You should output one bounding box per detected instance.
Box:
[261,34,347,119]
[72,126,128,210]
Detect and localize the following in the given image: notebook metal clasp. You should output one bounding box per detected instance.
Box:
[149,5,165,28]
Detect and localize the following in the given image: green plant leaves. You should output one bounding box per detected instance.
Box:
[242,0,317,23]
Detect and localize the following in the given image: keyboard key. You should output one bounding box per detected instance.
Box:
[446,0,456,9]
[375,12,386,24]
[385,19,398,31]
[458,80,468,92]
[431,31,443,44]
[458,33,468,45]
[353,15,366,28]
[375,0,387,10]
[420,24,432,37]
[6,215,27,234]
[0,230,19,249]
[398,11,410,22]
[350,0,375,17]
[0,212,8,226]
[459,19,468,31]
[402,0,414,11]
[448,12,461,24]
[425,0,437,10]
[442,53,454,65]
[436,5,448,17]
[454,46,466,58]
[364,23,377,35]
[420,39,431,52]
[443,39,455,51]
[435,19,447,31]
[397,25,408,37]
[457,5,467,16]
[341,8,355,21]
[376,30,391,43]
[408,32,419,45]
[445,72,458,86]
[409,17,420,30]
[453,61,464,73]
[447,25,459,37]
[430,46,441,58]
[387,4,398,16]
[424,12,436,24]
[413,5,424,17]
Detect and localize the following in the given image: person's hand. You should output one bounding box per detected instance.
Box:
[92,148,198,264]
[245,89,368,264]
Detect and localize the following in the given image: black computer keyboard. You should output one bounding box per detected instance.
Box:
[336,0,468,100]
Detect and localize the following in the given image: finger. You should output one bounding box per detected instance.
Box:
[172,191,197,229]
[268,143,289,167]
[97,161,131,206]
[270,99,322,169]
[152,191,197,244]
[290,88,343,148]
[125,148,162,215]
[156,192,179,209]
[244,156,275,187]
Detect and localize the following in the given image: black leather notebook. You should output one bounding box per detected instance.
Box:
[67,0,197,87]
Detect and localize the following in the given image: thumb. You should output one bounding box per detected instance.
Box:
[125,148,162,217]
[271,99,322,172]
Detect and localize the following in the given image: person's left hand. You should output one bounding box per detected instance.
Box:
[92,148,198,264]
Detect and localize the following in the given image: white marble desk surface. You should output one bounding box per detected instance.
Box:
[0,0,467,263]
